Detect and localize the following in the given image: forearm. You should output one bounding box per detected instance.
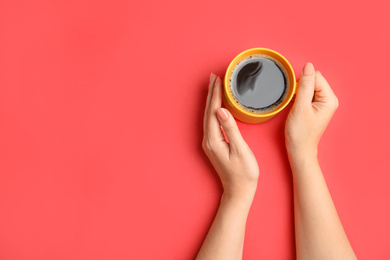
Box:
[196,192,254,260]
[289,152,356,260]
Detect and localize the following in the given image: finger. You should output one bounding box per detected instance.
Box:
[295,62,315,107]
[313,71,339,107]
[209,77,222,114]
[206,77,225,142]
[314,71,335,97]
[216,108,245,149]
[203,73,217,132]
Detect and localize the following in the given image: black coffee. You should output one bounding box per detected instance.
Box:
[229,55,288,113]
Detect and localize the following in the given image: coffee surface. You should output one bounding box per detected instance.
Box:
[231,56,287,111]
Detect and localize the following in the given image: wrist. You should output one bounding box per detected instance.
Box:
[287,148,320,179]
[286,145,318,161]
[222,184,257,204]
[221,190,255,211]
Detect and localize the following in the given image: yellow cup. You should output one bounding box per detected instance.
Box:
[223,48,296,123]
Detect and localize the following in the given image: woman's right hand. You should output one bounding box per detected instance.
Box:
[203,73,259,200]
[285,62,339,157]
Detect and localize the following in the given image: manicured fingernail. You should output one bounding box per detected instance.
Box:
[217,108,229,121]
[303,62,314,75]
[210,73,216,82]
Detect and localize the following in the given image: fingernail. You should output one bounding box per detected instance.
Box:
[210,73,216,82]
[217,108,229,121]
[303,62,314,75]
[215,77,221,88]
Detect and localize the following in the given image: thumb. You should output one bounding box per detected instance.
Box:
[216,108,245,146]
[295,62,315,107]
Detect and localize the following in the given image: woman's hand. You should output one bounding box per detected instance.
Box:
[285,63,357,260]
[202,73,259,199]
[285,63,339,158]
[197,73,259,260]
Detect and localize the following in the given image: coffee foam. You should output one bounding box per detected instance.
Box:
[228,55,290,114]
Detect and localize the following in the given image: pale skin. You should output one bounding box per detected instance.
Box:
[196,63,357,260]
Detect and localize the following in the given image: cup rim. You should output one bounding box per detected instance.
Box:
[224,48,296,118]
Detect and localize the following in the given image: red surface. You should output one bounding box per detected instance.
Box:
[0,0,389,259]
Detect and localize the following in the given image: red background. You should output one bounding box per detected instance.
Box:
[0,0,389,259]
